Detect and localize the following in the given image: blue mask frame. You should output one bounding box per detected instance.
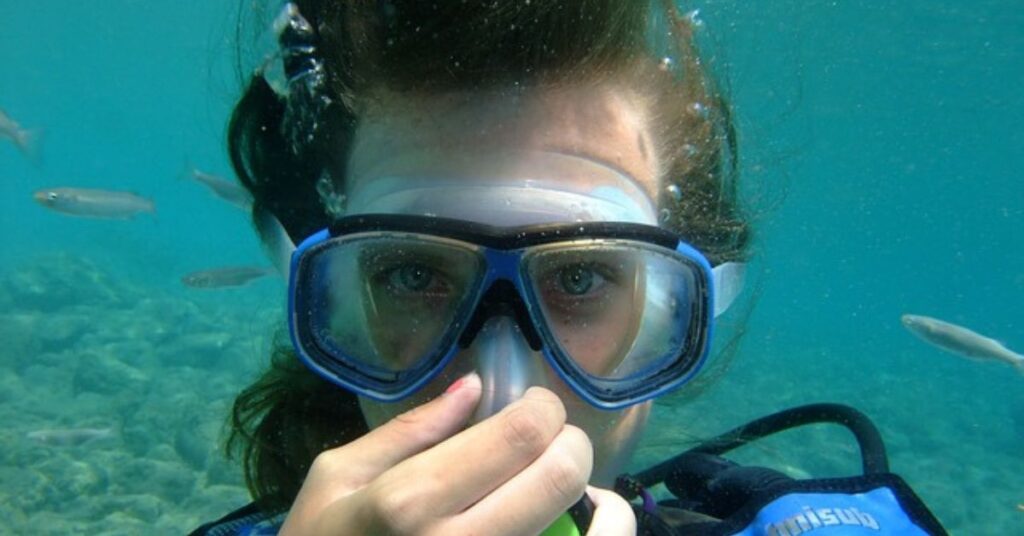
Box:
[288,214,725,410]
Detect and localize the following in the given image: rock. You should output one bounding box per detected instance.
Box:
[38,460,108,504]
[0,253,131,313]
[120,458,196,504]
[173,331,234,368]
[1,466,48,513]
[35,312,92,351]
[205,455,245,488]
[0,314,43,370]
[97,511,151,535]
[72,351,149,396]
[0,502,28,529]
[182,484,251,527]
[106,493,163,524]
[174,425,212,471]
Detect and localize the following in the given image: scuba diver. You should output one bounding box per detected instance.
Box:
[192,1,945,534]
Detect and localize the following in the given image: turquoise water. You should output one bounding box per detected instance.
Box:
[1,1,1021,533]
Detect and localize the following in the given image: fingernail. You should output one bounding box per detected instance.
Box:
[445,377,466,394]
[445,372,475,394]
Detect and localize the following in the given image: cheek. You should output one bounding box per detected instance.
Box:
[553,302,640,375]
[568,401,652,484]
[358,397,412,429]
[562,398,649,445]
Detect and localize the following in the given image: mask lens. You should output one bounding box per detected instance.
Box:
[300,234,484,377]
[524,241,705,382]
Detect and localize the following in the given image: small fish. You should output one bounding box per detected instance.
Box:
[187,167,253,210]
[901,314,1024,373]
[26,427,115,447]
[181,266,275,289]
[34,187,156,219]
[0,108,41,159]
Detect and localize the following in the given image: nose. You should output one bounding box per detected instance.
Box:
[468,316,551,422]
[457,279,543,351]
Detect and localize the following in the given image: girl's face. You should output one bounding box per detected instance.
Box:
[343,84,661,484]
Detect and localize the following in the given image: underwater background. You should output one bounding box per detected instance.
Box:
[1,1,1020,534]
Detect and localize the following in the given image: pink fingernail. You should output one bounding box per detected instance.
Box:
[445,377,466,394]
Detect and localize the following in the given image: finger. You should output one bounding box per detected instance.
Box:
[383,386,567,517]
[438,424,593,535]
[323,372,483,485]
[584,485,636,536]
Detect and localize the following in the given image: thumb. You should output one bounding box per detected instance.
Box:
[584,485,637,536]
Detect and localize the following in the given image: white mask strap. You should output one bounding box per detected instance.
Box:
[255,208,297,277]
[712,262,746,317]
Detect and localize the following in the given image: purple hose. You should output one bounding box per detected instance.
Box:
[641,488,656,514]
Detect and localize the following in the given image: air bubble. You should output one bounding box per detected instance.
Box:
[316,172,346,218]
[688,102,709,119]
[685,9,704,27]
[659,208,672,223]
[665,184,682,202]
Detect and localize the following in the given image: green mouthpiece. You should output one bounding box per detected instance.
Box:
[539,512,581,536]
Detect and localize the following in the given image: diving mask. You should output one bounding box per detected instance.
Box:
[289,214,743,409]
[285,172,743,409]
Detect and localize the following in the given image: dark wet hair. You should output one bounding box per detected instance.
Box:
[225,0,750,513]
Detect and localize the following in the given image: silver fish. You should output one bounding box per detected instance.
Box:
[0,108,40,158]
[188,168,253,210]
[26,427,115,447]
[33,187,155,219]
[181,266,275,289]
[901,314,1024,372]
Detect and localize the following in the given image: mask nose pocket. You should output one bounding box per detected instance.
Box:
[469,316,550,421]
[457,279,543,350]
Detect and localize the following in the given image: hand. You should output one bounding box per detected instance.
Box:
[278,373,636,535]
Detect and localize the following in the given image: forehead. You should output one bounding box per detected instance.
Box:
[345,85,660,203]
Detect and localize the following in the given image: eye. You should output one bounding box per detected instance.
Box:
[385,263,435,293]
[47,192,58,200]
[557,264,603,295]
[553,263,612,296]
